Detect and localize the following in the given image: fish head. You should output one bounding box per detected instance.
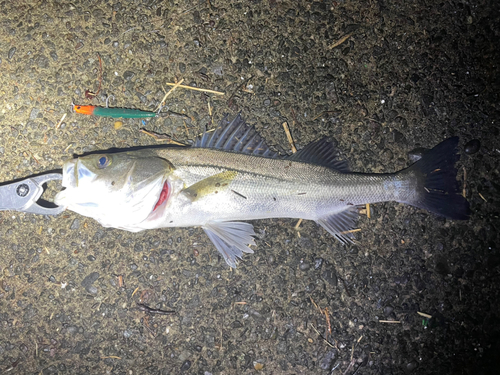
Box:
[55,150,173,230]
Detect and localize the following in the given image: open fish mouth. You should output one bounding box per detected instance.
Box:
[152,180,171,212]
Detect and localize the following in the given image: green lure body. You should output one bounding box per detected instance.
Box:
[92,107,156,119]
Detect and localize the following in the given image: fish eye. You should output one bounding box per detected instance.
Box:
[97,155,111,169]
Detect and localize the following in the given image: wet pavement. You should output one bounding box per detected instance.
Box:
[0,0,499,374]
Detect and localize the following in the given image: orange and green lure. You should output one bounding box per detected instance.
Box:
[73,104,157,119]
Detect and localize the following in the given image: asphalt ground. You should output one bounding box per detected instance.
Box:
[0,1,499,374]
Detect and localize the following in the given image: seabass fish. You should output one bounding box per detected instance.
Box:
[55,115,470,267]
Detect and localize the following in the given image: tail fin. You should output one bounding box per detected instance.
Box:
[402,137,470,220]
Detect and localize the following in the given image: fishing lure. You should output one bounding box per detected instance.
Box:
[73,104,157,119]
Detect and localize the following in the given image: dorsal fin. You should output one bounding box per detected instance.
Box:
[195,114,277,157]
[288,138,350,172]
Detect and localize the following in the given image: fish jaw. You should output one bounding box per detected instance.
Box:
[54,159,94,207]
[61,159,79,190]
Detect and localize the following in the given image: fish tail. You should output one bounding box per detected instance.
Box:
[400,137,470,220]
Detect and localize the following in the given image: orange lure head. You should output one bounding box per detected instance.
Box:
[73,104,95,115]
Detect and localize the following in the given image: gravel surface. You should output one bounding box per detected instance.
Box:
[0,0,499,374]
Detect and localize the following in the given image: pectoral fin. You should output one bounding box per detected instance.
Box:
[203,221,256,268]
[182,171,238,201]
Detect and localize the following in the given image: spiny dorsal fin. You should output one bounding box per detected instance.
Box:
[195,114,277,157]
[288,138,350,172]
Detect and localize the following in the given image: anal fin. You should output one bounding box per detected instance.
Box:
[203,221,256,268]
[316,207,359,244]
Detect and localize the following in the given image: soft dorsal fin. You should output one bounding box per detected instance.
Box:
[195,114,277,157]
[288,138,350,172]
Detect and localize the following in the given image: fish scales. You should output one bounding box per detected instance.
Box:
[154,147,406,224]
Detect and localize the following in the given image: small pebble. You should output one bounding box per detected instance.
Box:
[81,272,99,292]
[8,47,16,59]
[114,121,123,130]
[322,265,338,287]
[383,305,394,317]
[87,285,98,294]
[180,360,191,371]
[123,329,133,338]
[314,257,324,270]
[254,362,264,371]
[464,139,480,154]
[305,283,315,292]
[406,360,418,372]
[299,261,310,271]
[29,108,40,120]
[123,70,135,80]
[70,218,80,229]
[67,325,78,335]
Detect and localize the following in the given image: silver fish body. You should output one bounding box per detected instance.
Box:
[149,147,411,227]
[55,115,469,267]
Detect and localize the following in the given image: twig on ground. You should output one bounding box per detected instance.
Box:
[417,311,432,319]
[85,53,103,99]
[329,33,352,49]
[55,113,66,130]
[140,129,187,146]
[282,121,297,153]
[156,79,184,112]
[310,324,335,349]
[164,81,224,95]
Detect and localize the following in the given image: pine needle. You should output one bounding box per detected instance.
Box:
[164,82,224,95]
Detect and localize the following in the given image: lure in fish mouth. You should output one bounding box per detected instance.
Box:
[55,114,470,268]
